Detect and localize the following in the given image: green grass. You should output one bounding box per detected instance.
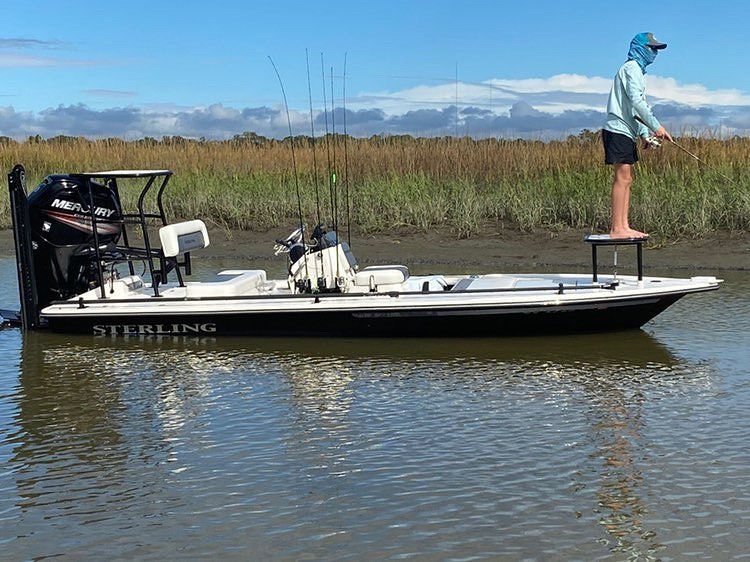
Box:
[2,133,749,240]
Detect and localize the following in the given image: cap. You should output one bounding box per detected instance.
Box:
[640,32,667,50]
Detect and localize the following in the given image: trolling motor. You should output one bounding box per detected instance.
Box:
[274,223,358,293]
[273,226,306,263]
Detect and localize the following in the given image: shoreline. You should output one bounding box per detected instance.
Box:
[2,227,747,272]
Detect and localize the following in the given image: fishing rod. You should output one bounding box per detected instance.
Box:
[635,115,738,186]
[342,52,352,247]
[320,54,335,233]
[329,64,339,236]
[328,63,343,285]
[305,49,323,227]
[317,55,345,290]
[268,56,311,285]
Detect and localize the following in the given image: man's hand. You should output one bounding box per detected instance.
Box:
[634,115,673,143]
[643,135,662,149]
[654,126,673,143]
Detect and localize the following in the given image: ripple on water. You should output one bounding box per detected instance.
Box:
[0,269,749,559]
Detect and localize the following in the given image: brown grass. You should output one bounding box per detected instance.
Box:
[1,132,749,238]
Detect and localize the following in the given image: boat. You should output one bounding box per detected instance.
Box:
[3,164,721,337]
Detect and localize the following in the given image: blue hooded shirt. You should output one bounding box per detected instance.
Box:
[628,32,658,73]
[603,33,663,140]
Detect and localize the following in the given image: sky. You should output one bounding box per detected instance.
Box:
[1,0,749,141]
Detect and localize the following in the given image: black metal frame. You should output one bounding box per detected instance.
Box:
[584,235,644,282]
[66,169,192,299]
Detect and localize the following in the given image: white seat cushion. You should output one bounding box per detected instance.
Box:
[185,270,266,297]
[354,268,408,288]
[159,220,209,257]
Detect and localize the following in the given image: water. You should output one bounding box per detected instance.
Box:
[1,254,749,561]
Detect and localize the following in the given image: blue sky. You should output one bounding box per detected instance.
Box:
[1,0,749,140]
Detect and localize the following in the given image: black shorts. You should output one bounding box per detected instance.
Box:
[602,129,638,165]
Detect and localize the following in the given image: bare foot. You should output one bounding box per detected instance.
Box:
[626,228,649,238]
[609,228,648,239]
[609,228,633,239]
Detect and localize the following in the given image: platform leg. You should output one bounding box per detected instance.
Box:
[613,245,618,281]
[591,245,598,282]
[637,242,643,280]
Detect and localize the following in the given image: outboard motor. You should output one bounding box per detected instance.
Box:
[24,171,123,311]
[9,165,176,330]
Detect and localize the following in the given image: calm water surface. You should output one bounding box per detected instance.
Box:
[1,255,749,561]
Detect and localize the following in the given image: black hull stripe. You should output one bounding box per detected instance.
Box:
[46,294,683,337]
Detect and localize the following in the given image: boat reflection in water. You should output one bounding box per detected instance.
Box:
[10,330,714,560]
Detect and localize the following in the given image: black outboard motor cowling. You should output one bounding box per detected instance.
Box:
[27,174,123,308]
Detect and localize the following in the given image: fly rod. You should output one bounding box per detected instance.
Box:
[634,115,738,186]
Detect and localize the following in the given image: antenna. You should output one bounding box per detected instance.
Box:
[455,62,459,138]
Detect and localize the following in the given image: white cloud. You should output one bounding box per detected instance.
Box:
[83,89,137,99]
[0,53,63,67]
[356,73,750,119]
[1,73,748,140]
[490,74,612,94]
[646,76,750,106]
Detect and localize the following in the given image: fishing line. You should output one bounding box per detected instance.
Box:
[635,116,738,186]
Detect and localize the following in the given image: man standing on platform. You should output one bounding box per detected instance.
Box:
[602,32,672,239]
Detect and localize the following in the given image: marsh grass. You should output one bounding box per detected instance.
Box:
[1,133,748,239]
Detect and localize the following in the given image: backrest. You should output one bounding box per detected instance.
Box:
[159,220,210,257]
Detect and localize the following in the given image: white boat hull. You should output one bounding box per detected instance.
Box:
[39,272,720,337]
